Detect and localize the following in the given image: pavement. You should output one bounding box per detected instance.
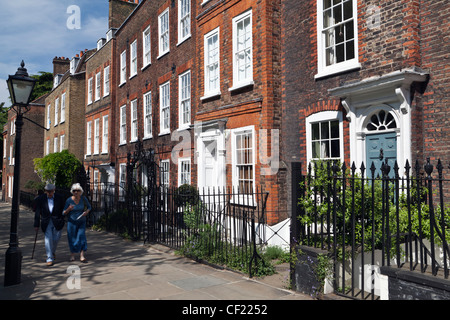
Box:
[0,201,314,303]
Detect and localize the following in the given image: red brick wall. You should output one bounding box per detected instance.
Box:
[281,0,450,216]
[196,0,284,224]
[419,0,450,165]
[282,0,449,167]
[114,0,197,187]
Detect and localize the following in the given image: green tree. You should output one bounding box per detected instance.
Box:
[33,150,82,188]
[0,102,7,127]
[30,72,53,102]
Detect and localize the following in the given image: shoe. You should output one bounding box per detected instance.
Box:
[80,257,88,263]
[47,261,54,266]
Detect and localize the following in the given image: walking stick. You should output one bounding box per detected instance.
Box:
[31,228,39,260]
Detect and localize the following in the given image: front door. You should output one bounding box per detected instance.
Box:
[203,139,218,189]
[366,131,397,178]
[198,133,225,191]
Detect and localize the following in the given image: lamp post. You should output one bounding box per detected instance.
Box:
[4,61,36,286]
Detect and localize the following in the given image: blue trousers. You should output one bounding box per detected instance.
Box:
[67,220,87,253]
[44,219,61,263]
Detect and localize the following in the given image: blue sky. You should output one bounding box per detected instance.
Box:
[0,0,111,106]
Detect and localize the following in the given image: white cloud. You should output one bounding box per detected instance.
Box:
[0,0,108,104]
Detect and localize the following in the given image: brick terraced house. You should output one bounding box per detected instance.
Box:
[45,51,95,162]
[84,0,138,192]
[281,0,449,214]
[195,0,284,226]
[7,0,449,250]
[113,0,197,198]
[2,94,47,201]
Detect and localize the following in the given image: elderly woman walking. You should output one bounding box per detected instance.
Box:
[63,183,91,262]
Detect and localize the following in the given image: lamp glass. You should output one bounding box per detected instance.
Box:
[8,78,35,105]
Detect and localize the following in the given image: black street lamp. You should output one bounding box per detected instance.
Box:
[4,61,36,286]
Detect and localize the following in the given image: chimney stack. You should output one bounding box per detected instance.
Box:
[109,0,139,29]
[53,56,70,77]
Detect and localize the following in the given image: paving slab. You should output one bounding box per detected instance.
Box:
[0,202,313,302]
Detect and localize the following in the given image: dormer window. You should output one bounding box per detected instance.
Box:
[70,57,80,75]
[53,74,63,88]
[97,38,106,50]
[106,28,117,42]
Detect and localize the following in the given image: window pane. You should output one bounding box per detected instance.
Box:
[321,121,330,139]
[312,123,320,140]
[326,47,335,66]
[323,9,333,28]
[346,41,355,60]
[330,120,339,138]
[336,43,345,63]
[333,5,342,24]
[321,141,330,158]
[343,0,353,20]
[312,141,320,158]
[345,20,354,40]
[331,139,340,158]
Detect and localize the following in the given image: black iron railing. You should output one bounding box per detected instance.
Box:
[87,182,269,277]
[295,158,450,299]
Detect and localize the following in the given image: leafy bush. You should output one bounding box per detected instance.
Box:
[33,150,83,188]
[92,209,130,239]
[298,160,450,257]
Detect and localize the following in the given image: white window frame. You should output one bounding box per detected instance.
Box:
[119,105,127,145]
[159,81,170,135]
[60,93,66,123]
[158,8,170,58]
[202,27,220,99]
[60,134,65,151]
[86,121,92,156]
[46,140,50,155]
[178,157,191,186]
[130,99,138,142]
[93,170,99,202]
[95,71,102,101]
[120,50,127,85]
[305,111,344,165]
[47,104,51,129]
[88,77,93,104]
[316,0,360,79]
[9,146,14,165]
[143,26,151,68]
[231,126,256,203]
[130,40,138,78]
[10,119,15,135]
[94,118,100,155]
[230,10,253,91]
[103,66,110,97]
[102,115,109,154]
[119,163,126,202]
[54,97,59,126]
[160,159,170,188]
[178,70,191,129]
[8,176,13,198]
[178,0,191,45]
[54,137,59,153]
[143,91,152,139]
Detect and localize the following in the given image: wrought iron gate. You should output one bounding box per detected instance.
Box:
[125,140,159,241]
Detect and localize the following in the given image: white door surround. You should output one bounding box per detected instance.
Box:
[329,68,428,175]
[195,120,226,191]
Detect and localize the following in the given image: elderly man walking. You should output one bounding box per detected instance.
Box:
[33,183,66,266]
